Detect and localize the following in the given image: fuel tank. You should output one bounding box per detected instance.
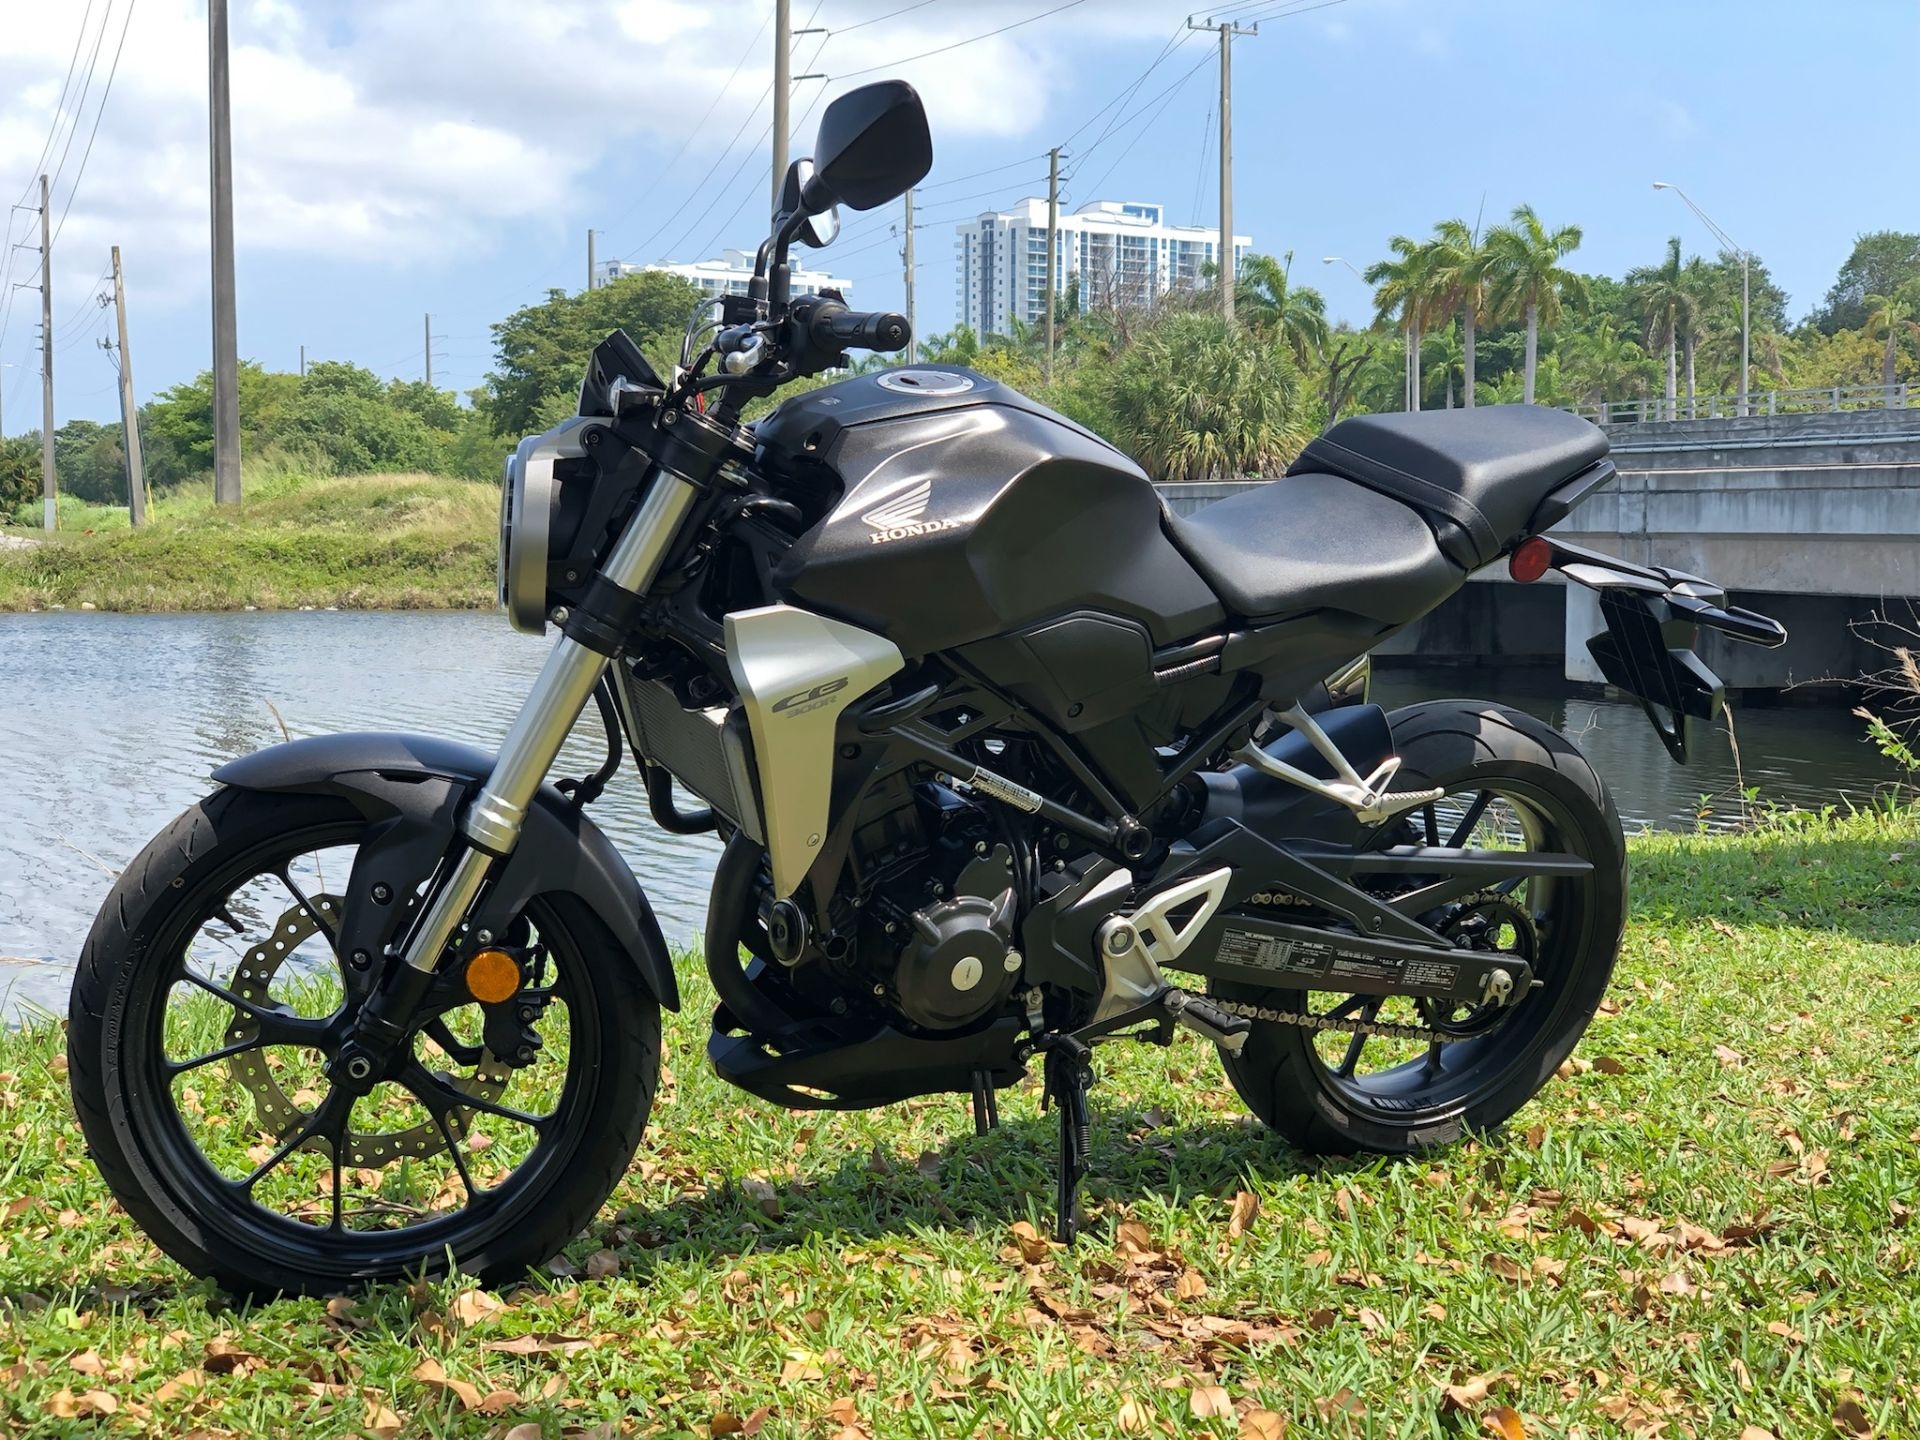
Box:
[760,367,1224,659]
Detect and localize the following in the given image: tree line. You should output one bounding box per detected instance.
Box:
[5,227,1918,516]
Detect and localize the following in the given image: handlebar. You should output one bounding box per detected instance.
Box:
[797,296,911,354]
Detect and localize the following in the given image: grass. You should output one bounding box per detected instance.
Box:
[2,809,1919,1438]
[0,466,497,613]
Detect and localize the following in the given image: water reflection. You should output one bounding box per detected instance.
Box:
[0,613,1900,1019]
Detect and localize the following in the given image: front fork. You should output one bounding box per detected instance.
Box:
[335,461,705,1081]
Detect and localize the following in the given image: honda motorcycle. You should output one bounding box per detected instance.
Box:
[69,81,1785,1295]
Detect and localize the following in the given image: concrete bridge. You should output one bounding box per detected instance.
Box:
[1156,407,1920,695]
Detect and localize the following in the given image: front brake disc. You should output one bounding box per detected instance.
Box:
[223,897,511,1165]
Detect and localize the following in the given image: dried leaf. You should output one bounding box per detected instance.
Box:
[502,1425,543,1440]
[1227,1190,1260,1238]
[583,1247,620,1280]
[1188,1384,1232,1419]
[741,1175,782,1218]
[779,1347,825,1383]
[1116,1395,1150,1433]
[413,1357,483,1410]
[712,1414,746,1437]
[1658,1269,1694,1297]
[1831,1397,1873,1436]
[1175,1268,1208,1300]
[1008,1220,1051,1264]
[1591,1055,1627,1075]
[448,1289,505,1326]
[1441,1374,1501,1412]
[1242,1411,1288,1440]
[1739,1428,1779,1440]
[480,1332,593,1357]
[1713,1044,1745,1067]
[363,1397,405,1438]
[154,1368,208,1404]
[1314,1389,1364,1420]
[47,1389,118,1419]
[1483,1406,1527,1440]
[1114,1220,1153,1255]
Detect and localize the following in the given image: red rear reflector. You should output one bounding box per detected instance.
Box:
[1509,537,1552,583]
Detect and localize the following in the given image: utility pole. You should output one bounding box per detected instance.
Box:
[1189,16,1256,324]
[1044,147,1060,382]
[587,228,597,291]
[108,246,146,527]
[299,344,305,377]
[772,0,791,211]
[424,313,433,386]
[208,0,242,504]
[901,189,916,364]
[38,174,55,531]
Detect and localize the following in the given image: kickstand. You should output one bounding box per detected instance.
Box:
[969,1070,1000,1136]
[1040,1036,1094,1244]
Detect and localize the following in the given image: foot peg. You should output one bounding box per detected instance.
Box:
[1163,989,1252,1056]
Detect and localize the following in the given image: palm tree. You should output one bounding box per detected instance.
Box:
[1630,237,1697,419]
[1366,235,1442,411]
[1236,250,1329,365]
[1865,282,1920,393]
[1486,205,1588,405]
[1561,316,1652,409]
[1423,323,1465,409]
[1425,218,1495,407]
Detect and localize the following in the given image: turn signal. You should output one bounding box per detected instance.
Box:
[1509,537,1552,584]
[465,948,522,1004]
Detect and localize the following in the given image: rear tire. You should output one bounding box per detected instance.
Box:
[1213,700,1626,1155]
[68,787,660,1297]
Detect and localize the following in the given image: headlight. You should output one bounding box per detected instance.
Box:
[498,417,591,636]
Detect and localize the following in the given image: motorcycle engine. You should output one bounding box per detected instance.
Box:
[858,782,1023,1031]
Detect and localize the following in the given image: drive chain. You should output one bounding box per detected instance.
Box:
[1208,996,1452,1044]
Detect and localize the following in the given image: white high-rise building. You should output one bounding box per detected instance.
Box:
[597,249,852,300]
[954,200,1249,338]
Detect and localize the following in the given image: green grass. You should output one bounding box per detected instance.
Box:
[0,466,497,613]
[3,810,1918,1438]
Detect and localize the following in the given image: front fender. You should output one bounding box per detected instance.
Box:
[212,732,679,1012]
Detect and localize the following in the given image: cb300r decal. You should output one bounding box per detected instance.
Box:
[771,676,849,717]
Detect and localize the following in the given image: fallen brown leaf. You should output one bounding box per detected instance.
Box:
[480,1333,594,1357]
[1482,1405,1527,1440]
[363,1397,405,1438]
[1441,1374,1501,1412]
[1228,1190,1260,1238]
[448,1289,505,1326]
[1175,1268,1208,1300]
[1713,1044,1745,1067]
[1831,1397,1872,1436]
[1242,1411,1288,1439]
[1116,1395,1150,1433]
[741,1175,782,1218]
[1591,1056,1627,1075]
[501,1425,543,1440]
[779,1347,826,1383]
[584,1248,620,1280]
[413,1357,485,1410]
[1738,1428,1778,1440]
[1188,1384,1232,1419]
[1008,1220,1051,1264]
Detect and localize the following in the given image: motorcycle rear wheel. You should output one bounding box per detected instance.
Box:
[68,787,659,1298]
[1212,700,1626,1155]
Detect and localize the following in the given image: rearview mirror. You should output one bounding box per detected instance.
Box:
[803,80,932,214]
[778,159,841,247]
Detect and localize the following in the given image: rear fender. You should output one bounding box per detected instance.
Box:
[212,732,679,1011]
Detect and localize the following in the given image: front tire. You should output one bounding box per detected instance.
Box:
[1213,700,1626,1155]
[68,786,659,1297]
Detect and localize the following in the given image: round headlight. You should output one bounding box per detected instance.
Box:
[498,417,591,636]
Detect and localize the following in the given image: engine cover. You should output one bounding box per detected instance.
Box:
[894,884,1017,1030]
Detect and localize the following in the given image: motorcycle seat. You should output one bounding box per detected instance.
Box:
[1164,471,1462,626]
[1287,404,1610,568]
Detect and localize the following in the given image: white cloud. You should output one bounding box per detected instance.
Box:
[0,0,1170,323]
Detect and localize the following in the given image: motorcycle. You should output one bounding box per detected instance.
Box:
[68,80,1786,1296]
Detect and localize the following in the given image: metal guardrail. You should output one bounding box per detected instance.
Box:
[1564,383,1917,426]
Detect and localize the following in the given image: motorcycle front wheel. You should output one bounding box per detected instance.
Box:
[1211,700,1627,1155]
[68,786,659,1298]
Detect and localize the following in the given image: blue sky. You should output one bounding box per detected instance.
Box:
[1,0,1916,431]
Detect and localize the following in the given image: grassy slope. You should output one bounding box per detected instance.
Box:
[2,811,1917,1438]
[0,473,497,613]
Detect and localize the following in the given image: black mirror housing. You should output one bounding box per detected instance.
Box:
[809,80,932,212]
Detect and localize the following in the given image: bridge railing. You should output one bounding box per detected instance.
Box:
[1563,383,1917,427]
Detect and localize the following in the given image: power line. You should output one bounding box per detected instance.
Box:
[50,0,140,247]
[1189,99,1214,227]
[10,1,99,209]
[693,23,835,259]
[1064,50,1213,188]
[830,0,1087,79]
[829,0,946,35]
[45,0,117,204]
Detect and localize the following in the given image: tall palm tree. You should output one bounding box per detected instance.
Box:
[1236,250,1329,366]
[1366,235,1441,411]
[1486,205,1588,405]
[1631,237,1697,419]
[1425,218,1495,407]
[1865,282,1920,392]
[1423,323,1465,409]
[1561,316,1652,408]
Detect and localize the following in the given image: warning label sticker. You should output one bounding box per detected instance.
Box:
[1215,925,1471,998]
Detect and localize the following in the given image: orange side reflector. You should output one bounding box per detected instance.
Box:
[465,948,522,1004]
[1509,537,1552,583]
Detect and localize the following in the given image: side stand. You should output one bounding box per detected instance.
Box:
[969,1069,1000,1136]
[1040,1036,1093,1244]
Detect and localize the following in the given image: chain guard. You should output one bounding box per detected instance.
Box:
[224,897,510,1166]
[1208,996,1451,1043]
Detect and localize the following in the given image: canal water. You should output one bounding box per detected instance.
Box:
[0,610,1903,1020]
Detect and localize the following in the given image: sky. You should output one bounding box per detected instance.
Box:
[1,0,1916,432]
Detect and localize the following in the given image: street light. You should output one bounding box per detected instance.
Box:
[1326,256,1410,410]
[1653,181,1751,416]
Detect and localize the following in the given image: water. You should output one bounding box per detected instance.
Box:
[0,612,1901,1020]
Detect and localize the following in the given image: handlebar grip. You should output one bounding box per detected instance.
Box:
[808,301,911,353]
